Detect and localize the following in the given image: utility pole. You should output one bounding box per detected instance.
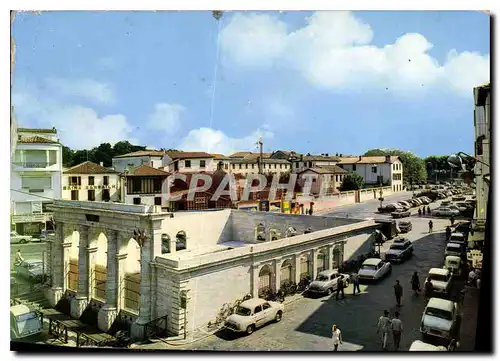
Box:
[256,137,263,175]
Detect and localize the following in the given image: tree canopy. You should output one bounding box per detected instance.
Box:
[363,149,428,184]
[340,173,364,191]
[62,141,149,167]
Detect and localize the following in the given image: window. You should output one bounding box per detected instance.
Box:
[254,305,263,314]
[88,176,95,186]
[232,164,235,169]
[153,178,162,192]
[274,164,277,169]
[184,160,191,168]
[22,176,52,190]
[353,164,357,171]
[335,175,338,182]
[245,164,248,169]
[103,176,109,186]
[71,190,79,200]
[102,189,110,202]
[295,162,299,167]
[161,234,170,254]
[372,166,377,173]
[303,162,307,167]
[88,190,96,201]
[224,164,228,170]
[280,164,282,169]
[200,160,206,168]
[133,197,141,205]
[239,164,242,169]
[252,164,255,169]
[154,197,162,205]
[69,176,81,186]
[262,303,271,310]
[132,178,142,193]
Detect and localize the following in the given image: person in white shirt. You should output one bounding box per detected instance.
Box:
[377,310,391,350]
[15,250,24,265]
[391,311,403,350]
[331,324,342,351]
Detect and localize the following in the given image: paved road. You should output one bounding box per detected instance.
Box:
[172,203,461,351]
[10,242,48,271]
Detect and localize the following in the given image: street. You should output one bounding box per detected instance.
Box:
[161,195,462,351]
[10,242,48,271]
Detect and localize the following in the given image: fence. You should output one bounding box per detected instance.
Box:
[124,273,140,312]
[93,264,107,301]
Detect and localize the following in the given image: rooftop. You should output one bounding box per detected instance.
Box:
[18,135,58,144]
[167,151,214,160]
[427,297,454,311]
[230,158,290,164]
[114,150,164,158]
[337,156,400,164]
[123,165,170,177]
[303,154,340,161]
[64,161,119,174]
[363,258,382,266]
[299,165,348,174]
[18,127,57,134]
[429,267,450,275]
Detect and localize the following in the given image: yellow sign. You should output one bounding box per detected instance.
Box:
[282,201,291,214]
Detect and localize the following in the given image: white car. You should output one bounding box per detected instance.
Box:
[420,298,459,341]
[307,269,351,296]
[358,258,392,282]
[431,207,460,217]
[448,205,466,213]
[445,242,465,259]
[409,340,447,351]
[224,298,284,335]
[443,255,462,277]
[10,231,32,244]
[425,268,452,296]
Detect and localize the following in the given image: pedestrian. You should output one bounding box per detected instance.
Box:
[308,208,313,216]
[468,269,477,286]
[411,271,420,295]
[331,324,342,351]
[418,208,422,216]
[377,310,391,350]
[351,272,361,295]
[336,275,345,300]
[450,215,455,226]
[15,249,24,265]
[445,226,452,241]
[427,205,431,215]
[428,220,433,233]
[424,278,433,299]
[394,280,403,307]
[391,311,403,350]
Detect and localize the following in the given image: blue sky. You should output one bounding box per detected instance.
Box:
[12,11,490,157]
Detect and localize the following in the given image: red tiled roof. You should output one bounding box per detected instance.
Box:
[114,150,164,158]
[64,161,119,174]
[211,153,229,160]
[337,156,400,164]
[18,136,58,144]
[123,165,170,177]
[166,151,214,160]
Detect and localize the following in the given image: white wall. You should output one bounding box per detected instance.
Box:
[112,156,163,173]
[61,173,120,202]
[124,193,165,206]
[166,157,215,173]
[230,162,291,176]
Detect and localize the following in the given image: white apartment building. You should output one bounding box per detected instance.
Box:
[112,150,167,173]
[164,151,216,173]
[11,127,63,235]
[291,154,340,173]
[230,158,291,176]
[62,161,121,202]
[337,155,404,192]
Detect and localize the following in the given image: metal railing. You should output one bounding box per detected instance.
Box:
[13,161,55,168]
[144,315,168,340]
[124,273,140,312]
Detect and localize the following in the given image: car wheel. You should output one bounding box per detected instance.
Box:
[275,311,283,323]
[19,239,27,244]
[246,324,255,335]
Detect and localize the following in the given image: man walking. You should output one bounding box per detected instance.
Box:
[445,226,452,241]
[394,280,403,307]
[336,275,345,300]
[428,220,433,233]
[331,324,342,351]
[351,272,361,295]
[15,249,24,266]
[377,310,391,350]
[391,311,403,350]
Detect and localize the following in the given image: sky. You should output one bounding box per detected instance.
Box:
[11,10,490,158]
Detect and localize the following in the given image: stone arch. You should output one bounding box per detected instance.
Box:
[93,232,108,301]
[258,264,274,295]
[280,258,294,285]
[299,254,311,281]
[161,233,171,254]
[67,229,80,292]
[176,231,187,251]
[124,238,141,312]
[316,249,327,274]
[332,244,342,269]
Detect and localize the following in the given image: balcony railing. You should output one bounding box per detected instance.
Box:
[13,161,56,168]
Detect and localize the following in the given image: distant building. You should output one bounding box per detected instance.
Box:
[291,154,340,174]
[296,165,349,195]
[120,165,170,206]
[164,151,216,173]
[112,150,167,173]
[337,155,404,192]
[229,157,291,176]
[62,161,120,202]
[211,153,231,172]
[11,127,62,235]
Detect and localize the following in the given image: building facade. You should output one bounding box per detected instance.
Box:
[121,165,170,207]
[291,154,340,174]
[46,201,378,339]
[337,156,404,192]
[11,128,63,235]
[164,152,216,173]
[62,161,121,202]
[297,166,349,195]
[230,158,291,176]
[112,150,166,173]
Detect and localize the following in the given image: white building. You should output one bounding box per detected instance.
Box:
[291,154,340,174]
[112,150,167,173]
[211,153,231,172]
[46,201,379,339]
[62,161,121,202]
[11,127,62,235]
[230,158,291,176]
[164,151,216,173]
[337,155,404,192]
[296,166,349,195]
[120,165,170,206]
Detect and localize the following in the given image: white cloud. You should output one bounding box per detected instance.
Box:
[221,11,490,95]
[147,103,185,134]
[178,127,274,155]
[45,77,116,104]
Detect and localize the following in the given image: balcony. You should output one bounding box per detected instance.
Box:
[11,212,53,224]
[12,161,57,169]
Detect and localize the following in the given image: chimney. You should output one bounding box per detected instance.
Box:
[358,155,362,161]
[100,162,104,167]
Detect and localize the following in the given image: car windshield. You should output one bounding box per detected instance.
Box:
[425,307,452,320]
[235,307,252,316]
[316,275,329,281]
[16,312,37,322]
[446,245,460,252]
[447,259,459,266]
[28,262,42,269]
[362,264,377,270]
[430,274,448,282]
[390,243,406,250]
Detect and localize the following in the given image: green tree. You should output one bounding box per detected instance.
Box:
[340,173,364,191]
[113,141,146,156]
[92,143,114,167]
[62,145,74,167]
[363,149,428,185]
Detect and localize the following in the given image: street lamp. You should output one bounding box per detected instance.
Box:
[448,152,489,171]
[133,229,147,248]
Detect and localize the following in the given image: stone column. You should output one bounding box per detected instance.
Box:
[71,225,90,319]
[273,259,281,291]
[47,221,65,307]
[98,229,118,332]
[294,254,301,283]
[116,253,127,311]
[251,263,260,298]
[327,244,334,270]
[311,249,318,280]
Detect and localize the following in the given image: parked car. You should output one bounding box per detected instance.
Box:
[445,242,466,260]
[398,220,412,233]
[398,201,412,208]
[307,270,351,296]
[385,238,413,263]
[452,196,466,202]
[431,207,460,217]
[358,258,392,282]
[224,298,284,335]
[10,304,43,340]
[14,259,46,283]
[452,221,472,235]
[10,231,32,244]
[391,209,411,219]
[420,298,459,342]
[448,204,466,213]
[441,200,451,207]
[443,255,462,277]
[418,197,430,205]
[378,203,400,213]
[425,268,452,297]
[409,340,447,351]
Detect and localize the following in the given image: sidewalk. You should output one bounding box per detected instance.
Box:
[459,286,480,350]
